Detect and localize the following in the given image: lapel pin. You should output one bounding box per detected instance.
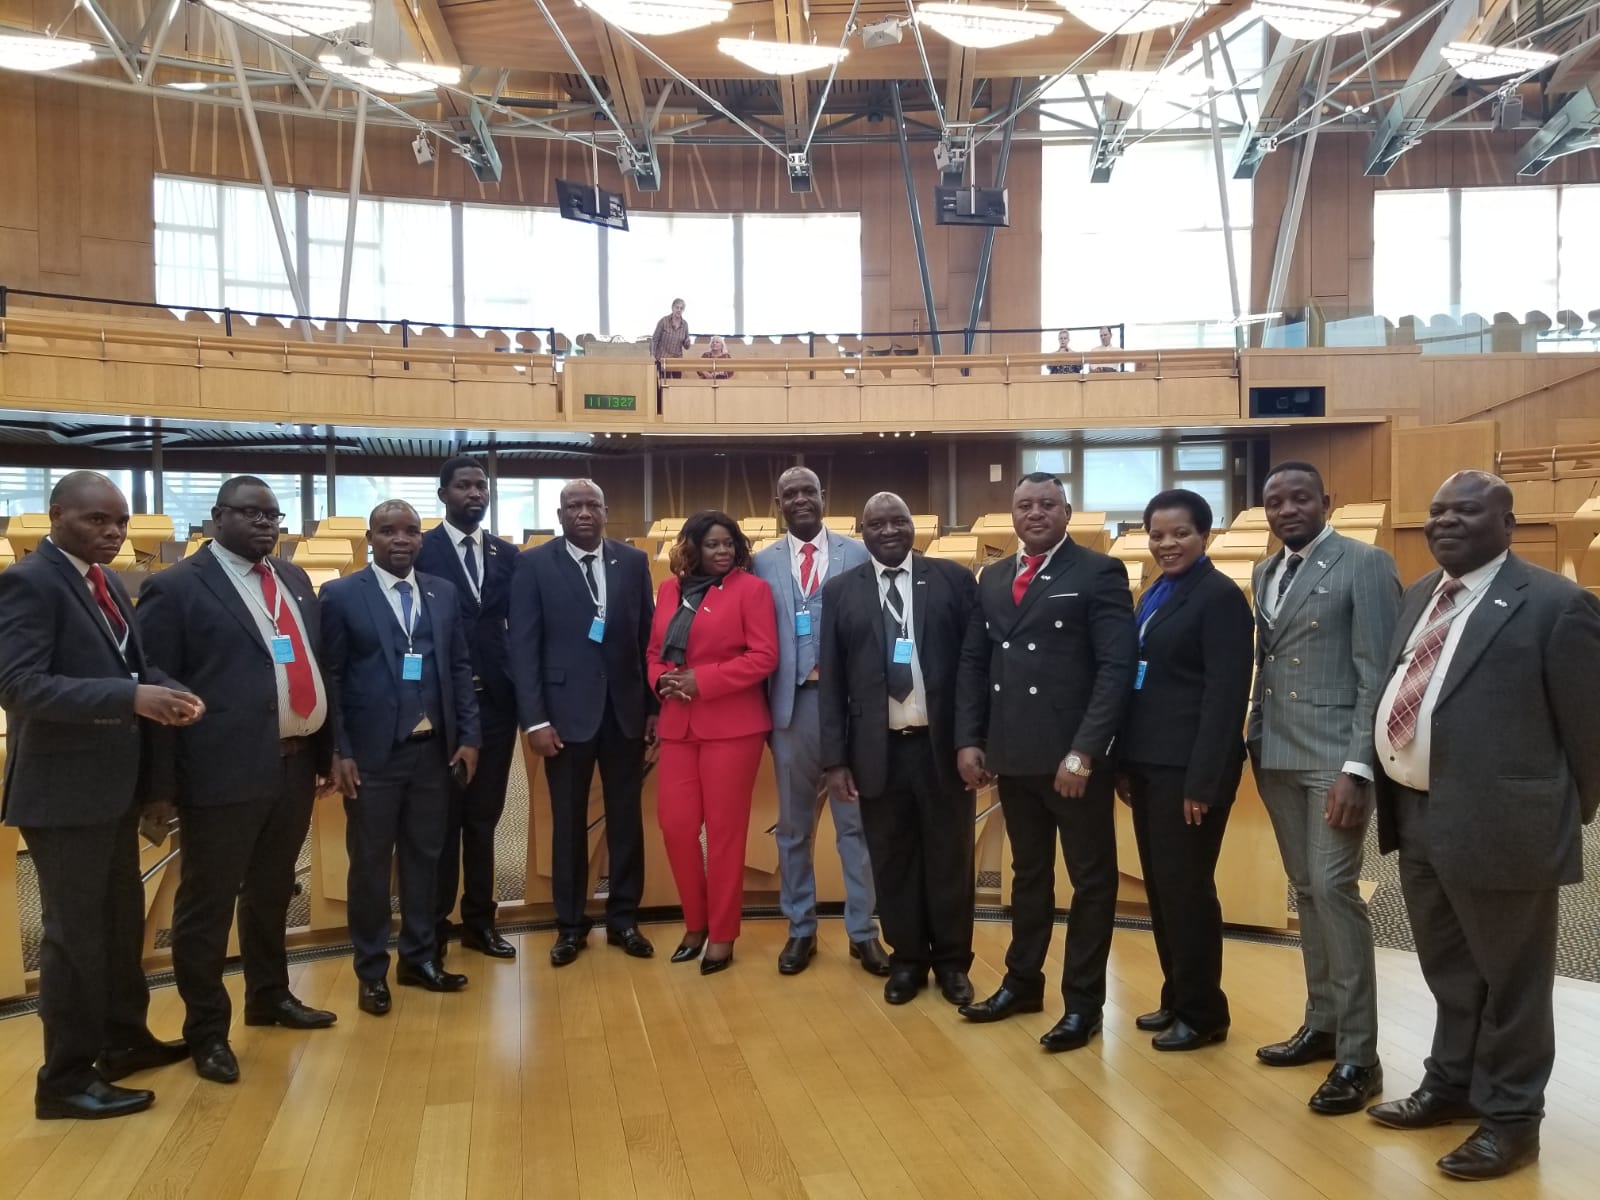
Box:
[1041,575,1052,582]
[1494,598,1507,607]
[1316,560,1328,569]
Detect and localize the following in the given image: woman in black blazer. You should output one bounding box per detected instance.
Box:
[1116,489,1254,1051]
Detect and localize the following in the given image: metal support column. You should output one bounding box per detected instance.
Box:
[892,83,941,355]
[219,19,310,330]
[486,443,500,535]
[324,430,338,518]
[335,92,368,345]
[1265,45,1331,319]
[151,421,164,515]
[642,453,654,525]
[945,443,958,530]
[1204,40,1244,349]
[965,79,1022,353]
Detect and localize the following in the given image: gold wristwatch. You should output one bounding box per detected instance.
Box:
[1062,752,1092,778]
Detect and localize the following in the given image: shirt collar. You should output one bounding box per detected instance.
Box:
[875,552,913,574]
[1019,534,1069,565]
[787,530,827,555]
[47,537,93,577]
[565,537,603,564]
[441,518,480,549]
[372,563,417,591]
[1283,524,1334,562]
[1442,550,1508,593]
[210,539,263,574]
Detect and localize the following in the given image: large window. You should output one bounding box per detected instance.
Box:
[154,177,863,341]
[1021,439,1233,528]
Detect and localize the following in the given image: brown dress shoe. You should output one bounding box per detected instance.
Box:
[1367,1089,1477,1129]
[1437,1124,1540,1181]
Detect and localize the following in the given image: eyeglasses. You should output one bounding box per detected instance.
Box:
[219,505,284,526]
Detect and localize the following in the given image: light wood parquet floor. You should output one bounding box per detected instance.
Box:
[0,920,1596,1200]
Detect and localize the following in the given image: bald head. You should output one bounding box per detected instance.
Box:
[558,478,607,550]
[48,471,129,565]
[861,492,913,567]
[776,467,825,541]
[1425,470,1516,577]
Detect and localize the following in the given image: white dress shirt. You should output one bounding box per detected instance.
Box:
[874,554,928,729]
[787,530,829,599]
[211,541,327,738]
[566,537,607,617]
[1262,523,1334,622]
[441,518,483,602]
[1016,534,1069,575]
[47,536,128,653]
[1374,551,1507,792]
[372,563,424,643]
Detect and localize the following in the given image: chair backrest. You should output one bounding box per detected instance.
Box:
[0,537,14,571]
[2,513,51,556]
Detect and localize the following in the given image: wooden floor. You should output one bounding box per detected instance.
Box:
[0,922,1597,1200]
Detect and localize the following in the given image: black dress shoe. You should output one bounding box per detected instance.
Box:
[884,967,928,1005]
[958,985,1044,1024]
[778,935,818,975]
[1367,1089,1479,1129]
[850,938,892,977]
[1309,1062,1383,1115]
[193,1040,240,1085]
[607,927,655,958]
[935,969,974,1007]
[1256,1025,1337,1067]
[1437,1124,1540,1181]
[36,1079,154,1121]
[550,933,586,967]
[671,932,706,964]
[96,1038,188,1081]
[1152,1020,1228,1052]
[243,996,338,1030]
[1136,1008,1175,1032]
[461,926,517,959]
[358,979,391,1016]
[1040,1012,1103,1053]
[700,949,734,976]
[397,959,469,992]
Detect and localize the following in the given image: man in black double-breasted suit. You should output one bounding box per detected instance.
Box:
[818,492,979,1007]
[0,472,202,1119]
[509,479,658,966]
[957,472,1138,1052]
[138,476,338,1087]
[415,457,520,961]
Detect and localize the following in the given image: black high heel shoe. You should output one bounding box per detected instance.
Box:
[700,948,734,976]
[671,932,707,964]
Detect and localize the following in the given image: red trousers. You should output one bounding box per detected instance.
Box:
[656,733,765,942]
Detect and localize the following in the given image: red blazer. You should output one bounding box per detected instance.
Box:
[648,568,778,742]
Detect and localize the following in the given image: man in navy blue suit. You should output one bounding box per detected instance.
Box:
[510,479,658,966]
[321,500,481,1016]
[416,457,519,962]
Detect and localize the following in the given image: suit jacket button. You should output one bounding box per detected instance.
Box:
[1267,654,1275,662]
[1292,658,1301,666]
[1310,620,1320,629]
[993,684,1000,692]
[1027,643,1036,651]
[1002,641,1010,649]
[1028,686,1038,695]
[1289,691,1298,700]
[1265,688,1273,697]
[1054,620,1063,628]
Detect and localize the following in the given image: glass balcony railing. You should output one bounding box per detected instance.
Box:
[1261,305,1600,354]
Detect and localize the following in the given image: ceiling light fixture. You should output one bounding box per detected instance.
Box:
[202,0,373,37]
[317,54,461,95]
[577,0,732,35]
[718,36,847,75]
[0,32,96,73]
[1439,40,1559,81]
[915,3,1062,49]
[1093,68,1214,108]
[1252,0,1397,41]
[1053,0,1219,35]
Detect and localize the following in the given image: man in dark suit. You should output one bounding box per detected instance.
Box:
[956,472,1137,1052]
[0,471,200,1119]
[510,479,657,966]
[416,457,519,962]
[1367,471,1600,1181]
[818,491,978,1007]
[321,500,481,1016]
[137,477,338,1085]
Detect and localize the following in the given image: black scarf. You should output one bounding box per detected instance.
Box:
[661,573,721,666]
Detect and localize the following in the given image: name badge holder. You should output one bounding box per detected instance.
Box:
[582,557,606,642]
[397,585,424,679]
[886,579,914,666]
[241,564,296,665]
[795,610,812,637]
[893,637,914,664]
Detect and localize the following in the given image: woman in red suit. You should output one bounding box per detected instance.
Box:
[648,510,778,974]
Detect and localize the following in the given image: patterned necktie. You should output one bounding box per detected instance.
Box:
[252,563,316,717]
[87,564,127,639]
[1013,553,1046,606]
[461,535,480,590]
[1276,553,1303,604]
[881,567,913,703]
[1385,578,1467,749]
[799,542,817,598]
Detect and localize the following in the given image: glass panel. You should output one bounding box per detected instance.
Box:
[1175,476,1228,524]
[1372,190,1450,320]
[606,213,736,340]
[1082,448,1162,512]
[305,194,453,324]
[160,472,304,537]
[334,474,441,522]
[1176,444,1225,471]
[1021,448,1072,475]
[218,184,297,315]
[1558,185,1600,320]
[493,477,568,539]
[742,213,862,336]
[461,205,602,338]
[1460,188,1557,320]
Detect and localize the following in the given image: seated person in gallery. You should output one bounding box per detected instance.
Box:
[1046,329,1082,375]
[699,336,734,379]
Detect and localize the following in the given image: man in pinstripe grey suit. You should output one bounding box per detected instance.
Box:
[1248,461,1401,1115]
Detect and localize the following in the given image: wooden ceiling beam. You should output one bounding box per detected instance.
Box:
[945,43,977,130]
[772,0,811,146]
[390,0,464,118]
[586,13,649,135]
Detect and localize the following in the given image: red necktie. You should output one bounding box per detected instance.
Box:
[253,563,318,717]
[799,542,817,597]
[1384,578,1466,749]
[87,564,127,639]
[1013,553,1046,606]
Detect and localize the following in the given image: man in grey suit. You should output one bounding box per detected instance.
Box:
[752,467,889,976]
[1367,471,1600,1181]
[1249,461,1400,1115]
